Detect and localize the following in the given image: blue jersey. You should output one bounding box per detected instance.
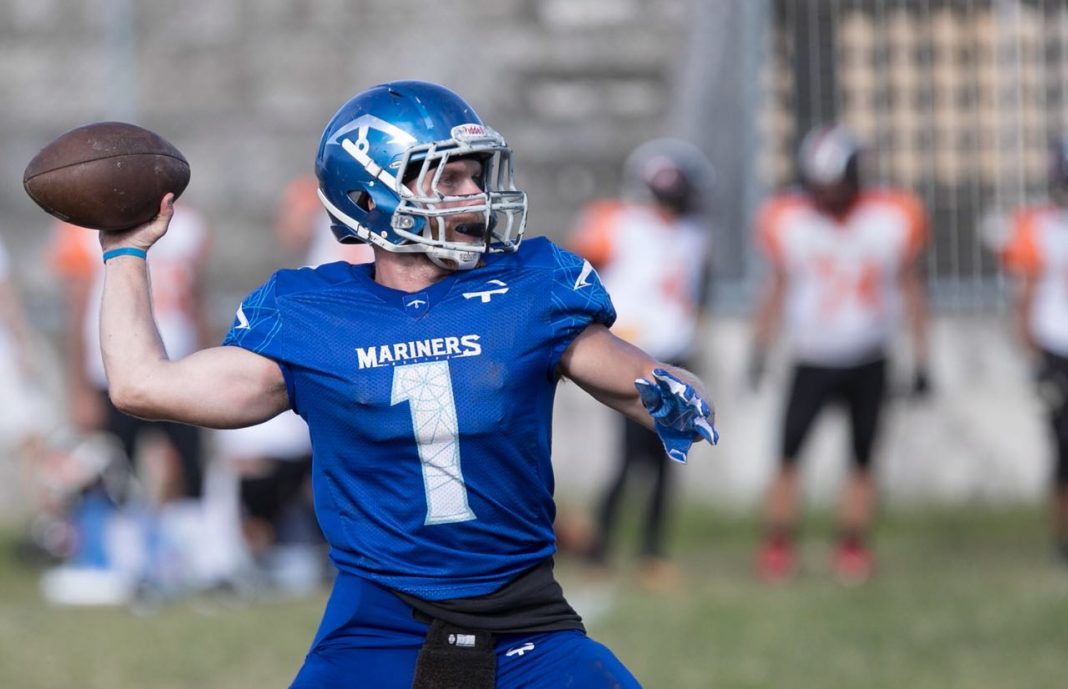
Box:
[223,237,615,600]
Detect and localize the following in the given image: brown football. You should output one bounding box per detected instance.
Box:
[23,121,190,231]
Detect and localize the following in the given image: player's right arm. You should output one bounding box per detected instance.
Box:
[751,264,786,351]
[99,195,289,429]
[1002,209,1043,357]
[747,196,792,388]
[1013,274,1039,356]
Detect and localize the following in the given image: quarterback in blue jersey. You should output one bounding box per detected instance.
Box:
[96,81,717,688]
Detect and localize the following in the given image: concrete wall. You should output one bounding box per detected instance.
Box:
[0,0,691,324]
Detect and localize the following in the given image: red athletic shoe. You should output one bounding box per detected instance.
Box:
[756,536,796,583]
[832,539,874,584]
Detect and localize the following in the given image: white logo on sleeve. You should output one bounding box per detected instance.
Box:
[235,305,250,330]
[506,642,535,657]
[462,279,509,303]
[574,260,595,290]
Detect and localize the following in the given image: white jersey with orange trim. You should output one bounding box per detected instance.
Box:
[570,200,709,362]
[1003,204,1068,356]
[758,188,927,367]
[49,206,210,388]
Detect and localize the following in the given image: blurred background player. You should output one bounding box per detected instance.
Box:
[1001,137,1068,565]
[276,176,373,267]
[0,231,54,522]
[0,232,42,455]
[569,139,714,587]
[749,124,930,583]
[213,411,325,596]
[46,205,212,596]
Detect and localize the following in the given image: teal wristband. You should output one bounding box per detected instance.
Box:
[102,247,147,263]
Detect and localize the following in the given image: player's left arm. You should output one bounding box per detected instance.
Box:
[899,257,932,396]
[559,323,718,462]
[900,257,929,367]
[898,193,932,395]
[1013,273,1039,357]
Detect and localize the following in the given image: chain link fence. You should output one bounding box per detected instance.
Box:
[752,0,1068,311]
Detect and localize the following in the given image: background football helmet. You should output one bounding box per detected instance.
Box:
[622,138,714,216]
[315,80,527,270]
[798,123,862,188]
[798,123,863,214]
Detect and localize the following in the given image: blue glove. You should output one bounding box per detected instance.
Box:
[635,368,719,464]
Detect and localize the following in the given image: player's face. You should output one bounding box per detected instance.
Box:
[405,158,486,244]
[811,179,860,217]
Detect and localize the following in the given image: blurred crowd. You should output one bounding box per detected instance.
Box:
[2,122,1067,608]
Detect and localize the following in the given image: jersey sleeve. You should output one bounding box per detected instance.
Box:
[894,190,929,261]
[546,242,617,370]
[221,273,299,409]
[568,200,623,267]
[755,194,800,267]
[48,222,96,280]
[1002,209,1042,276]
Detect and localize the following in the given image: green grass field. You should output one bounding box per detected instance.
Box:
[1,504,1066,689]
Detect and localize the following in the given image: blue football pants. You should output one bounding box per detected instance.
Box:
[289,572,641,689]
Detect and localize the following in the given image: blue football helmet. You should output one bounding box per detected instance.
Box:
[315,81,527,270]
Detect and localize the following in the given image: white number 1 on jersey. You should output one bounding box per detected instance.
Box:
[391,361,477,525]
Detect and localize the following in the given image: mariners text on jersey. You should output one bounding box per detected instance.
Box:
[355,334,482,369]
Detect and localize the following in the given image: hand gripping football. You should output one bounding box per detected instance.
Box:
[23,121,190,231]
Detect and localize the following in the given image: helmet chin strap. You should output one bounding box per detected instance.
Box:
[426,246,480,271]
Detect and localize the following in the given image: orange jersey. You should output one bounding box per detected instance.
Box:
[48,207,210,387]
[758,188,927,366]
[570,200,709,361]
[1003,204,1068,355]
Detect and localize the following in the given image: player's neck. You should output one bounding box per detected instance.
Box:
[372,250,452,293]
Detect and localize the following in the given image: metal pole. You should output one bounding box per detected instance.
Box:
[104,0,140,122]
